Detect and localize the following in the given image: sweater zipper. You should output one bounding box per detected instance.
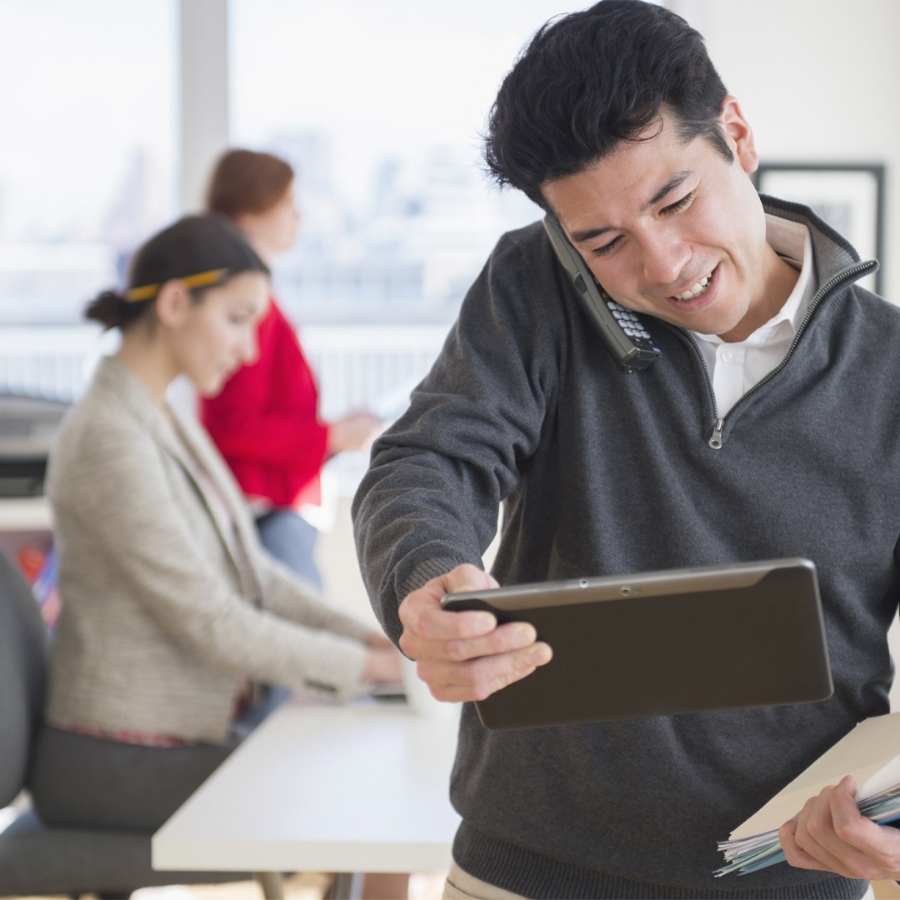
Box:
[680,259,877,450]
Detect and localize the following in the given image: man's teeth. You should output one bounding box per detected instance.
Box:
[673,271,713,302]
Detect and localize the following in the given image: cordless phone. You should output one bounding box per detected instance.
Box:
[542,216,662,373]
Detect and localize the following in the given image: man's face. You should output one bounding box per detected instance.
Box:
[541,98,779,341]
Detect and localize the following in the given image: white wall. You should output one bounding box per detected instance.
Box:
[671,0,900,302]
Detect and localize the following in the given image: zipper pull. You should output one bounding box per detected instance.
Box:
[709,418,725,450]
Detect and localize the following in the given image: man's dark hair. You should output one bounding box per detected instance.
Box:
[484,0,733,208]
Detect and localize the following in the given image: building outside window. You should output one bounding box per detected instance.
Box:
[0,0,177,401]
[1,0,585,408]
[0,0,177,327]
[230,0,567,329]
[229,0,572,425]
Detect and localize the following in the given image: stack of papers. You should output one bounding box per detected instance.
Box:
[716,712,900,877]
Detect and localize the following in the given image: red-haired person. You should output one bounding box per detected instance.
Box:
[202,149,382,592]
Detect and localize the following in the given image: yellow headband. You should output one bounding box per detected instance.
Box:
[124,269,229,303]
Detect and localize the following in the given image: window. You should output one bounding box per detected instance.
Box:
[0,0,178,325]
[230,0,580,325]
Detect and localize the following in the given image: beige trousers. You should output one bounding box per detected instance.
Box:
[442,862,527,900]
[441,862,878,900]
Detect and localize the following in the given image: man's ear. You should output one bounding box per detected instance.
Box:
[155,280,191,329]
[719,95,758,176]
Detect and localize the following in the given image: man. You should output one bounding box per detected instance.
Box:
[353,2,900,897]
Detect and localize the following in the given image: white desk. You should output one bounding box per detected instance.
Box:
[152,700,461,889]
[0,496,52,531]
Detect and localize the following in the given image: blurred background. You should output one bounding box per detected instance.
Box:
[1,2,899,896]
[0,0,898,641]
[0,0,897,406]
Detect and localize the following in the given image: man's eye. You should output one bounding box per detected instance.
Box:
[592,236,623,257]
[661,190,695,215]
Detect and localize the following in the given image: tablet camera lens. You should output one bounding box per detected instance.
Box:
[579,579,588,588]
[620,586,632,596]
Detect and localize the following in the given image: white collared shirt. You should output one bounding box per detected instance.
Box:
[688,214,817,418]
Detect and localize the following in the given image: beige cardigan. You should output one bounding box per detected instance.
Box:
[45,357,370,743]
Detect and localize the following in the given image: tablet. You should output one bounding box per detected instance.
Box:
[440,558,833,730]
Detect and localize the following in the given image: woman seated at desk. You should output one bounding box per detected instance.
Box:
[28,214,400,834]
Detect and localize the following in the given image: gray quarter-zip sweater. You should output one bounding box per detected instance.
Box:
[353,197,898,899]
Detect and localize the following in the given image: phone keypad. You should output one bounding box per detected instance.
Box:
[605,297,653,341]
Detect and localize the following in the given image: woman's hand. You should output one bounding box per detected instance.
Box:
[363,644,404,685]
[366,631,395,650]
[326,412,385,455]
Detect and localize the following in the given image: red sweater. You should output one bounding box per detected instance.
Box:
[201,299,328,509]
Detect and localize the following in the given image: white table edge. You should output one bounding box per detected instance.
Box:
[151,835,455,873]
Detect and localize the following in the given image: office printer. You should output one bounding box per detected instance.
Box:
[0,394,68,496]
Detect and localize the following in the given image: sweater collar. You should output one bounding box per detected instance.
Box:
[759,194,878,293]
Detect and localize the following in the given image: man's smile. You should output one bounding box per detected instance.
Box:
[660,262,722,315]
[671,265,717,302]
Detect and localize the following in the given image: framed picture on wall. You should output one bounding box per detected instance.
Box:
[755,163,885,295]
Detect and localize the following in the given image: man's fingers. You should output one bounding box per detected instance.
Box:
[400,618,537,664]
[827,776,884,854]
[402,601,497,643]
[430,665,538,703]
[441,563,500,594]
[780,818,831,872]
[425,620,539,663]
[418,641,553,700]
[786,780,900,880]
[791,792,857,876]
[399,564,500,644]
[398,564,549,703]
[821,777,900,877]
[398,589,495,643]
[793,832,857,878]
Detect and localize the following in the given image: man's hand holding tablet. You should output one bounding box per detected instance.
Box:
[397,563,554,703]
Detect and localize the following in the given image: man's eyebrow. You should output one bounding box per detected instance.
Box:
[643,170,694,211]
[568,171,695,244]
[570,224,616,243]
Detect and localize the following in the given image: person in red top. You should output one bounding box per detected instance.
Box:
[202,149,381,591]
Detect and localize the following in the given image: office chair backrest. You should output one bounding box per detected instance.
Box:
[0,546,48,807]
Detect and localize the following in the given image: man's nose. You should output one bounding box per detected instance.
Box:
[641,232,692,287]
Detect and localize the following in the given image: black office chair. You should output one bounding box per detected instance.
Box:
[0,545,252,898]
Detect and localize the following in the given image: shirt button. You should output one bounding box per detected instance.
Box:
[721,350,734,364]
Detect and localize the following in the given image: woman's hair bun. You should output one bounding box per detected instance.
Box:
[84,290,128,330]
